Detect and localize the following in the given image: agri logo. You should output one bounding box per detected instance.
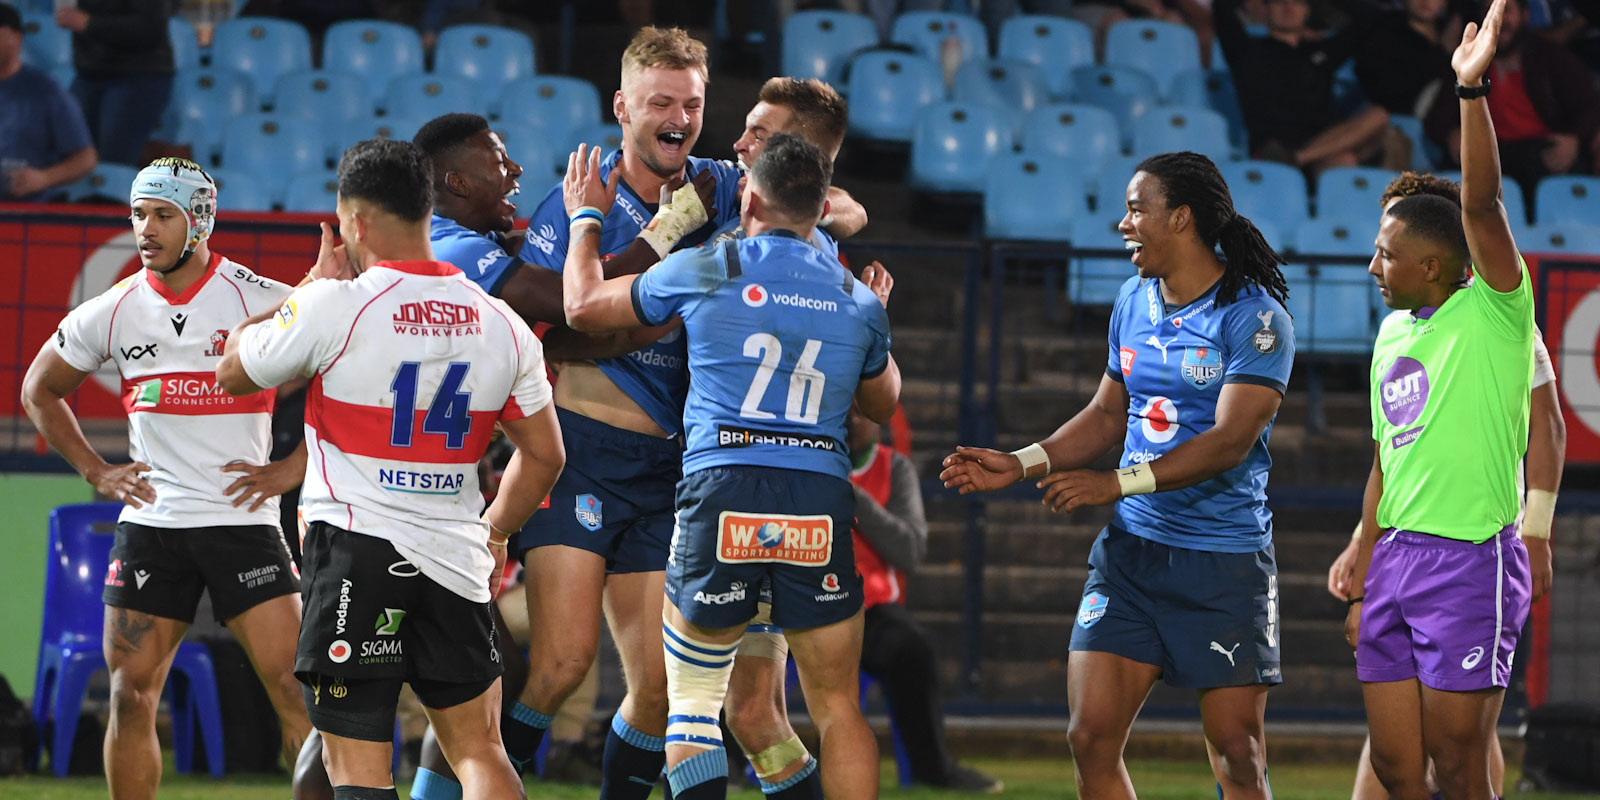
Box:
[743,284,769,308]
[718,512,832,566]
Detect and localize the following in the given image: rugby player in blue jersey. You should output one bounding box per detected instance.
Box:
[561,133,900,799]
[941,152,1295,800]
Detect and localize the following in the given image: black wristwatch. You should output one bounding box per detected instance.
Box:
[1456,79,1492,99]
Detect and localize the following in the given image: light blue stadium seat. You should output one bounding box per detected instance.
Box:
[502,134,561,212]
[162,68,258,166]
[1071,65,1159,151]
[275,70,375,122]
[168,16,200,71]
[1431,170,1526,225]
[1019,103,1120,164]
[282,170,340,213]
[1388,113,1435,171]
[568,122,624,161]
[63,164,140,203]
[1069,212,1137,306]
[208,167,275,212]
[211,18,314,103]
[1167,68,1246,151]
[19,11,71,71]
[846,51,945,142]
[383,73,482,122]
[1519,223,1600,255]
[997,15,1093,100]
[890,11,989,64]
[1534,175,1600,226]
[952,59,1048,137]
[1290,219,1381,354]
[909,102,1012,194]
[1105,20,1201,97]
[435,24,536,95]
[782,10,879,86]
[1090,153,1145,211]
[221,113,329,200]
[1315,166,1398,223]
[1219,160,1309,241]
[496,75,601,143]
[983,154,1091,241]
[341,114,431,153]
[1130,105,1232,164]
[322,19,425,90]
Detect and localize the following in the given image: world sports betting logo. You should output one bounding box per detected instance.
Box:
[716,511,833,566]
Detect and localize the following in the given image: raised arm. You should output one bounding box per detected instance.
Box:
[561,145,645,333]
[1454,0,1523,292]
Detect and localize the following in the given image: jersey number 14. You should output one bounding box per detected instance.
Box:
[740,333,824,425]
[390,361,473,449]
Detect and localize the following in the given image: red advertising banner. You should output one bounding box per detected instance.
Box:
[1539,257,1600,466]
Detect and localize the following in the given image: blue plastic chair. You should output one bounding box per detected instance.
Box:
[1219,160,1309,239]
[1130,105,1232,163]
[274,70,376,123]
[496,75,601,142]
[1019,103,1121,164]
[1315,166,1398,223]
[1069,213,1136,306]
[782,10,879,86]
[503,135,562,199]
[1105,20,1201,96]
[909,102,1012,194]
[1090,152,1146,211]
[63,164,140,203]
[997,15,1093,100]
[1070,65,1159,151]
[952,59,1048,137]
[221,113,329,200]
[566,122,623,161]
[282,170,340,212]
[343,113,431,149]
[890,10,989,64]
[162,68,258,167]
[321,19,425,90]
[19,11,71,71]
[209,167,276,212]
[1167,68,1246,151]
[1534,175,1600,226]
[211,18,314,103]
[168,16,200,71]
[1388,113,1435,171]
[1289,220,1381,354]
[32,503,225,777]
[383,73,482,123]
[435,24,536,95]
[846,51,944,143]
[1519,223,1600,255]
[983,154,1089,241]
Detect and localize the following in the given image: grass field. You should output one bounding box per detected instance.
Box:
[6,758,1598,799]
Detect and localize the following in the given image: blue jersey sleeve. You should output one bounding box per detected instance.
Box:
[518,188,570,270]
[812,227,841,262]
[1105,276,1141,382]
[436,229,517,295]
[631,247,723,326]
[860,291,892,378]
[1222,294,1295,394]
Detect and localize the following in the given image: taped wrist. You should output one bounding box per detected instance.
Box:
[1522,489,1556,539]
[638,182,709,258]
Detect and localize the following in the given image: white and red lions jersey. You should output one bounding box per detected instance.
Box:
[239,260,552,602]
[53,253,292,529]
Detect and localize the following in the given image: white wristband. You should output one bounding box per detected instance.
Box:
[1522,489,1556,539]
[1115,465,1156,496]
[1351,521,1363,541]
[1010,443,1050,478]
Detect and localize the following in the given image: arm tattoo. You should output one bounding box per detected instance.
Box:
[111,608,156,654]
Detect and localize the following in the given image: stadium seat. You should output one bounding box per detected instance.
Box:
[568,122,624,161]
[1105,20,1201,97]
[282,170,340,212]
[845,51,944,142]
[1290,219,1380,354]
[1220,160,1310,240]
[890,11,989,64]
[321,19,425,89]
[274,70,375,122]
[221,113,329,199]
[343,113,431,149]
[496,75,602,143]
[782,10,879,86]
[1070,65,1160,150]
[503,134,561,212]
[1091,152,1145,211]
[434,24,536,95]
[1019,103,1120,165]
[908,102,1012,194]
[1167,68,1246,151]
[168,16,200,71]
[383,73,482,122]
[1533,175,1600,226]
[211,18,314,103]
[1314,166,1398,223]
[33,504,224,778]
[1130,105,1232,164]
[208,167,275,212]
[997,15,1094,100]
[1069,213,1137,305]
[952,59,1049,136]
[19,11,71,71]
[1519,223,1600,255]
[1388,114,1435,171]
[162,68,258,166]
[983,154,1090,240]
[63,164,139,203]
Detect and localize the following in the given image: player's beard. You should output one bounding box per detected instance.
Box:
[632,128,695,179]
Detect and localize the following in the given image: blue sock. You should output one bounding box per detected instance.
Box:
[665,749,728,800]
[600,712,668,799]
[409,768,462,800]
[502,702,552,775]
[760,758,821,798]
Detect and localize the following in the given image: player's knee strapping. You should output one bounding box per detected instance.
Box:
[749,734,811,780]
[662,621,738,751]
[740,624,788,662]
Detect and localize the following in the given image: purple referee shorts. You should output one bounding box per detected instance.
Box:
[1356,525,1531,691]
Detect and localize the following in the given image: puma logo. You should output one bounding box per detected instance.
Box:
[1210,641,1241,666]
[1146,334,1176,363]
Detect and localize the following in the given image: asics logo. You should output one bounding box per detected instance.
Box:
[1461,646,1485,670]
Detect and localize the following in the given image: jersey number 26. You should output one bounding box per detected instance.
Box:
[740,333,824,425]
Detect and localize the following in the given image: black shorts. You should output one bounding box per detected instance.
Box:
[102,522,298,625]
[296,522,501,739]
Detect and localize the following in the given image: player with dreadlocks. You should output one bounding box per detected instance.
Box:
[941,150,1294,799]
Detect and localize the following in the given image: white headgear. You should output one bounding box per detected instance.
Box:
[130,158,218,265]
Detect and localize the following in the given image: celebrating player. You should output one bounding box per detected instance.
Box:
[940,151,1295,798]
[216,139,565,800]
[19,158,311,800]
[562,131,900,800]
[1345,1,1537,797]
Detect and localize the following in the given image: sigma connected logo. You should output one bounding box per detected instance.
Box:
[127,374,239,411]
[742,283,838,313]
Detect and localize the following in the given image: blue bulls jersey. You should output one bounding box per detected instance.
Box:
[631,229,891,479]
[1105,275,1295,553]
[430,214,519,294]
[702,216,841,262]
[518,150,743,435]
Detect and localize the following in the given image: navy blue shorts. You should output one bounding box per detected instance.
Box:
[1069,525,1282,689]
[516,407,682,574]
[667,465,862,630]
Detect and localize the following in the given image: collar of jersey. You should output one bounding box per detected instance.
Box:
[755,228,806,241]
[371,260,462,277]
[144,250,222,306]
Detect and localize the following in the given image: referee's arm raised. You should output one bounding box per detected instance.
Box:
[1454,0,1522,293]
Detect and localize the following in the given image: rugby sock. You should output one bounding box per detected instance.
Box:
[333,787,399,800]
[665,749,728,800]
[760,758,822,798]
[601,711,668,799]
[408,768,462,800]
[502,701,552,775]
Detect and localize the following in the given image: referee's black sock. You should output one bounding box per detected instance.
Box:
[501,701,552,775]
[601,711,667,799]
[333,787,399,800]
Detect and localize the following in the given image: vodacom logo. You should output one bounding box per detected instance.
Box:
[72,231,143,395]
[1561,287,1600,441]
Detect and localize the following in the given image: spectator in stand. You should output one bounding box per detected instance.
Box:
[1215,0,1399,171]
[55,0,172,167]
[1354,0,1460,119]
[0,2,96,201]
[1424,0,1600,194]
